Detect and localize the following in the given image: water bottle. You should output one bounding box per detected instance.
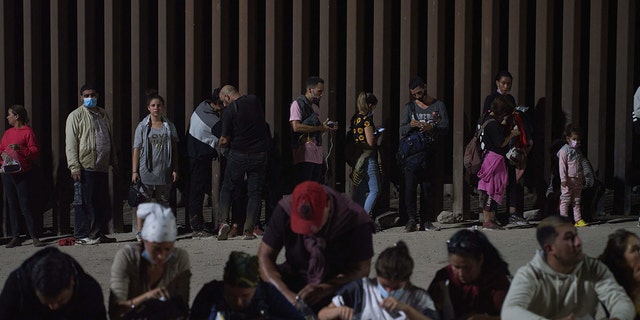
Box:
[72,181,82,206]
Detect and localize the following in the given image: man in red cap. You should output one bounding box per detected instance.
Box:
[257,181,375,312]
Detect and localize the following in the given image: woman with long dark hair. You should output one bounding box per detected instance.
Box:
[428,229,511,319]
[1,104,43,248]
[599,229,640,317]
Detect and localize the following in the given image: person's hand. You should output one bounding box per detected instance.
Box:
[219,136,229,147]
[131,172,139,183]
[8,144,19,150]
[420,122,434,132]
[71,171,81,181]
[561,181,567,188]
[172,171,178,183]
[146,287,171,301]
[380,297,408,313]
[510,128,520,138]
[298,283,333,307]
[322,119,339,132]
[410,120,422,128]
[329,306,354,320]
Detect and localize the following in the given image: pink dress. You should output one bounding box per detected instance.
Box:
[477,151,508,204]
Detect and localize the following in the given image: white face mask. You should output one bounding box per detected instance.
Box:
[569,139,580,148]
[83,97,97,108]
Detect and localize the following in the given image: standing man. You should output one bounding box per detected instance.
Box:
[65,83,118,245]
[187,88,223,238]
[502,215,634,319]
[289,76,338,184]
[399,76,449,232]
[216,85,270,240]
[257,181,375,312]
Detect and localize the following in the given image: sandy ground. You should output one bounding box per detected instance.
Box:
[1,211,639,309]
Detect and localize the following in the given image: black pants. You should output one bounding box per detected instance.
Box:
[188,157,212,231]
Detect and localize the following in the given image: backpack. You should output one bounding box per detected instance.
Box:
[396,103,430,167]
[463,118,495,175]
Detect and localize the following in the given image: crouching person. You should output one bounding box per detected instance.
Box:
[318,241,438,320]
[191,251,304,319]
[0,247,107,319]
[109,203,191,320]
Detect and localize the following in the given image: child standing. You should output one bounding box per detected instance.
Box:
[558,124,588,227]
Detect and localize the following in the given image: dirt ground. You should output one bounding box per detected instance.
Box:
[1,205,639,309]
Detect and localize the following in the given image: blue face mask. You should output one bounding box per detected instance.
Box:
[141,249,173,263]
[377,282,405,300]
[83,97,97,108]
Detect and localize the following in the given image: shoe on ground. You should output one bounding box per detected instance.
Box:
[242,231,257,240]
[509,214,529,225]
[404,221,417,233]
[136,231,142,242]
[99,235,117,243]
[76,237,100,245]
[253,225,264,236]
[420,221,441,231]
[5,237,22,248]
[574,219,589,227]
[217,223,231,241]
[32,238,46,247]
[228,224,239,238]
[193,230,215,239]
[482,220,504,230]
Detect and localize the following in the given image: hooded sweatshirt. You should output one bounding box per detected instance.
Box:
[502,250,634,320]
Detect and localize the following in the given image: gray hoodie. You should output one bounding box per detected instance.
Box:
[502,250,634,320]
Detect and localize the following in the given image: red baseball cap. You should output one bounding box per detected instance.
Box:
[290,181,327,235]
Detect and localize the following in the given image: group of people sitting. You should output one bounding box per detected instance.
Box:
[1,182,640,319]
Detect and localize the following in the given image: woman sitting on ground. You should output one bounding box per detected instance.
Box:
[427,229,511,320]
[318,241,438,320]
[109,203,191,320]
[599,229,640,317]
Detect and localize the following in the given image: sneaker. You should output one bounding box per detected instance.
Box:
[32,239,46,247]
[482,220,504,230]
[242,231,257,240]
[5,237,21,248]
[420,221,441,231]
[217,223,231,241]
[404,221,417,233]
[76,237,100,245]
[574,219,589,227]
[99,235,117,243]
[136,231,142,242]
[253,226,264,236]
[508,214,529,225]
[228,224,239,238]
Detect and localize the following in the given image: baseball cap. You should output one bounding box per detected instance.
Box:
[290,181,328,235]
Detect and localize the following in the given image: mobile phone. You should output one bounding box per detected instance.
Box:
[327,121,337,128]
[377,127,385,133]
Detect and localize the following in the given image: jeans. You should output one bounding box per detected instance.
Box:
[403,160,434,225]
[188,157,212,231]
[217,150,268,233]
[353,156,381,215]
[2,171,39,238]
[74,170,111,239]
[294,162,322,185]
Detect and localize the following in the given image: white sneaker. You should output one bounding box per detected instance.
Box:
[76,237,100,245]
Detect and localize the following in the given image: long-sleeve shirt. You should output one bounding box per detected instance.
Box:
[0,125,39,172]
[557,144,584,184]
[399,99,449,137]
[502,251,635,320]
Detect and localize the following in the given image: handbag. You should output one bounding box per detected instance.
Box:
[127,180,146,207]
[396,131,429,167]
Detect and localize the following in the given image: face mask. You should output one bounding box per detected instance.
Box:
[141,249,173,263]
[83,97,97,108]
[570,140,580,148]
[377,283,405,300]
[311,96,321,105]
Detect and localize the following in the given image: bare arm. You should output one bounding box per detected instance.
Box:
[298,259,371,306]
[291,119,331,134]
[257,240,298,305]
[171,141,179,182]
[318,302,354,320]
[131,148,140,183]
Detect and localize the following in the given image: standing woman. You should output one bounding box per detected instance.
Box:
[477,95,519,230]
[349,92,382,220]
[1,105,44,248]
[132,90,179,241]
